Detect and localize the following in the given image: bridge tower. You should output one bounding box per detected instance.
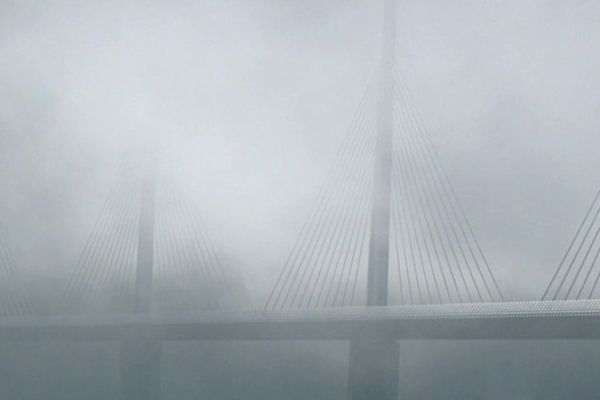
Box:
[348,1,399,399]
[119,156,161,400]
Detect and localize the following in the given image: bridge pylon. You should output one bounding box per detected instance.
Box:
[119,153,161,400]
[348,1,399,399]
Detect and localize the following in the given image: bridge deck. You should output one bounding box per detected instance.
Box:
[2,300,600,341]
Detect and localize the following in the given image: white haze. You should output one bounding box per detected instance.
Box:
[1,0,600,305]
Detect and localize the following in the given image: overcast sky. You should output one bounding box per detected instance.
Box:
[1,0,600,303]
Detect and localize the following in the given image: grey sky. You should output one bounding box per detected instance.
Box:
[1,0,600,303]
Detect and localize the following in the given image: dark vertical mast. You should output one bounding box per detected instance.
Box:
[348,3,399,399]
[366,0,396,307]
[120,155,161,400]
[134,161,156,313]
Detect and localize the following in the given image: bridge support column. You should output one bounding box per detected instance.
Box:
[119,337,162,400]
[348,1,399,399]
[348,336,399,400]
[119,158,161,400]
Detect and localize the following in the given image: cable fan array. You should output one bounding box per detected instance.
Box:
[266,67,504,310]
[390,68,502,305]
[543,190,600,300]
[65,164,233,313]
[266,84,378,310]
[0,235,32,316]
[153,193,232,311]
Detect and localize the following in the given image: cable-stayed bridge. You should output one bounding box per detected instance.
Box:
[2,1,600,399]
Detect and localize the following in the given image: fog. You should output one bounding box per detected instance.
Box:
[2,0,600,398]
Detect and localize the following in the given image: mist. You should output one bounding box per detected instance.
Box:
[2,0,600,398]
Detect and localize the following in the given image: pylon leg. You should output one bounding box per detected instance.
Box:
[348,337,399,400]
[119,338,161,400]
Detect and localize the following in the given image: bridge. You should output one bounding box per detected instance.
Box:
[4,300,600,341]
[2,1,600,399]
